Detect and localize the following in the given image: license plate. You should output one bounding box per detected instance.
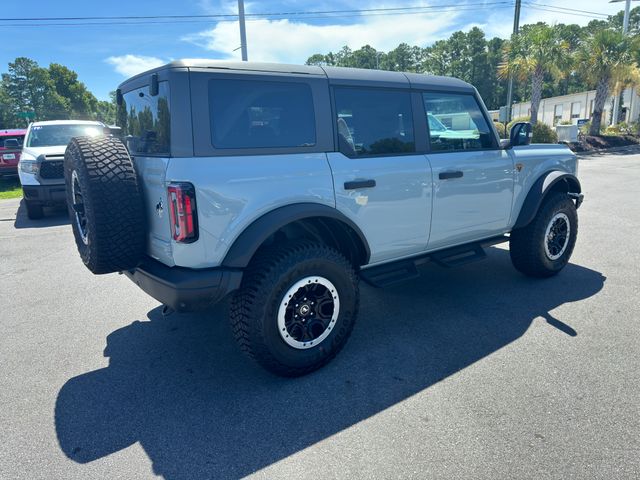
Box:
[2,154,15,160]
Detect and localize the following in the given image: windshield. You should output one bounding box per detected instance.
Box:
[427,114,447,133]
[26,124,103,148]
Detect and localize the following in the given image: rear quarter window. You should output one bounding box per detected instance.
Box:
[208,79,316,149]
[118,81,170,155]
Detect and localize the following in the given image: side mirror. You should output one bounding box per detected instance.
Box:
[3,139,20,149]
[510,122,533,147]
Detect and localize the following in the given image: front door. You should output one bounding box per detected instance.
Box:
[328,87,432,265]
[422,92,514,250]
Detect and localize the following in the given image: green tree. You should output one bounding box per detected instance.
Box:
[499,24,570,125]
[1,57,69,123]
[94,90,117,125]
[48,63,98,118]
[577,29,640,135]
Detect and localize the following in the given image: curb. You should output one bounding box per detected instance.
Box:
[575,144,640,157]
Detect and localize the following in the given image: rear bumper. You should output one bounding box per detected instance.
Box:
[22,184,66,205]
[124,257,243,312]
[0,164,18,175]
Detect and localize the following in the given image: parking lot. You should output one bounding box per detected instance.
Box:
[0,149,639,479]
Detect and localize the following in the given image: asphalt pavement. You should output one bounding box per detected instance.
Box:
[0,150,639,479]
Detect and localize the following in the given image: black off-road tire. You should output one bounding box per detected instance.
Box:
[64,136,146,274]
[25,201,44,220]
[230,241,359,377]
[510,192,578,277]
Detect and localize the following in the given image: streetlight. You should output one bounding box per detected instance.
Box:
[609,0,638,124]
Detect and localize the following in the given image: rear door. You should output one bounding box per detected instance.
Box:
[327,86,432,265]
[421,91,514,250]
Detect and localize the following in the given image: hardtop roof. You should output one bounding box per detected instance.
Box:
[118,59,476,92]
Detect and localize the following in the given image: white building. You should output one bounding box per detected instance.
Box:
[490,87,640,127]
[512,87,640,126]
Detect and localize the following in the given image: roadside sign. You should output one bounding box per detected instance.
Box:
[577,119,589,126]
[499,106,508,123]
[17,112,35,119]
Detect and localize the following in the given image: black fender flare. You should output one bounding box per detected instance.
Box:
[513,171,582,229]
[221,203,371,268]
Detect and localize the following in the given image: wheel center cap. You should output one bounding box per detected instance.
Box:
[299,304,311,316]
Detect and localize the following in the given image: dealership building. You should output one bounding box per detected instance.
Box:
[489,87,640,127]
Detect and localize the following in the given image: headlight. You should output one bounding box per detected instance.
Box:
[20,160,39,174]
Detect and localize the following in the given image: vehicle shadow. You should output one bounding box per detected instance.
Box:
[13,199,70,229]
[55,248,605,479]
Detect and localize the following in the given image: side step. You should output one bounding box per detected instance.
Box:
[359,260,420,288]
[431,244,486,268]
[360,235,508,288]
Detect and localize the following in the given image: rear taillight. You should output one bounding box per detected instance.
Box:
[167,182,198,243]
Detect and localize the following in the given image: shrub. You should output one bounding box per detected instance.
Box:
[559,120,572,125]
[579,121,595,136]
[604,122,636,136]
[493,121,508,139]
[532,123,558,143]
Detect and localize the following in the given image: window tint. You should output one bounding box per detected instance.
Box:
[334,87,415,157]
[423,93,495,152]
[208,79,316,149]
[118,81,170,155]
[1,135,24,149]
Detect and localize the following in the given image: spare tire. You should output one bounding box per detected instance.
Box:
[64,136,146,274]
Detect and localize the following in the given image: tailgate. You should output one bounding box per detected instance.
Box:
[132,155,174,266]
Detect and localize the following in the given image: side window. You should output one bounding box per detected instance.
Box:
[208,79,316,149]
[423,92,495,152]
[333,87,415,157]
[118,82,170,155]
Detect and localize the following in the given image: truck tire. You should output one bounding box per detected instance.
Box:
[25,201,44,220]
[64,136,146,274]
[510,192,578,277]
[230,241,359,377]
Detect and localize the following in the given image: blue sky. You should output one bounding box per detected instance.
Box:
[0,0,626,101]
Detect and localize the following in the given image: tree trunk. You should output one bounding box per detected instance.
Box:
[530,67,544,126]
[590,75,610,136]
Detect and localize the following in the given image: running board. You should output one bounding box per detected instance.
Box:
[431,244,486,268]
[360,235,508,288]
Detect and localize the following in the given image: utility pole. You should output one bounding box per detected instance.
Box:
[611,0,635,125]
[238,0,248,61]
[505,0,521,123]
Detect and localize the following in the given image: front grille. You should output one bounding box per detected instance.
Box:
[39,160,64,179]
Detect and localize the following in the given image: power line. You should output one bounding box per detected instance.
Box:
[524,2,610,18]
[0,3,514,27]
[0,2,511,23]
[522,2,611,19]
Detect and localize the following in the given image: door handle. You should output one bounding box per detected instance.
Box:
[344,179,376,190]
[439,171,464,180]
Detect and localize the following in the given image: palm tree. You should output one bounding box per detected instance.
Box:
[577,29,639,136]
[499,24,570,125]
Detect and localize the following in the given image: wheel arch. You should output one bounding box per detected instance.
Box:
[513,170,581,230]
[221,203,371,268]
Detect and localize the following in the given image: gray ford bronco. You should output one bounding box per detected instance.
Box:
[63,60,583,376]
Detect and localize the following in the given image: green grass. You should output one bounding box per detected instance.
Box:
[0,177,22,199]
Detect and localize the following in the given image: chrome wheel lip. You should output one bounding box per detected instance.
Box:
[544,212,570,261]
[71,170,89,245]
[277,276,340,350]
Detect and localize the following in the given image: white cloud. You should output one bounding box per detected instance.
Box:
[182,0,630,63]
[105,54,167,77]
[182,10,461,63]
